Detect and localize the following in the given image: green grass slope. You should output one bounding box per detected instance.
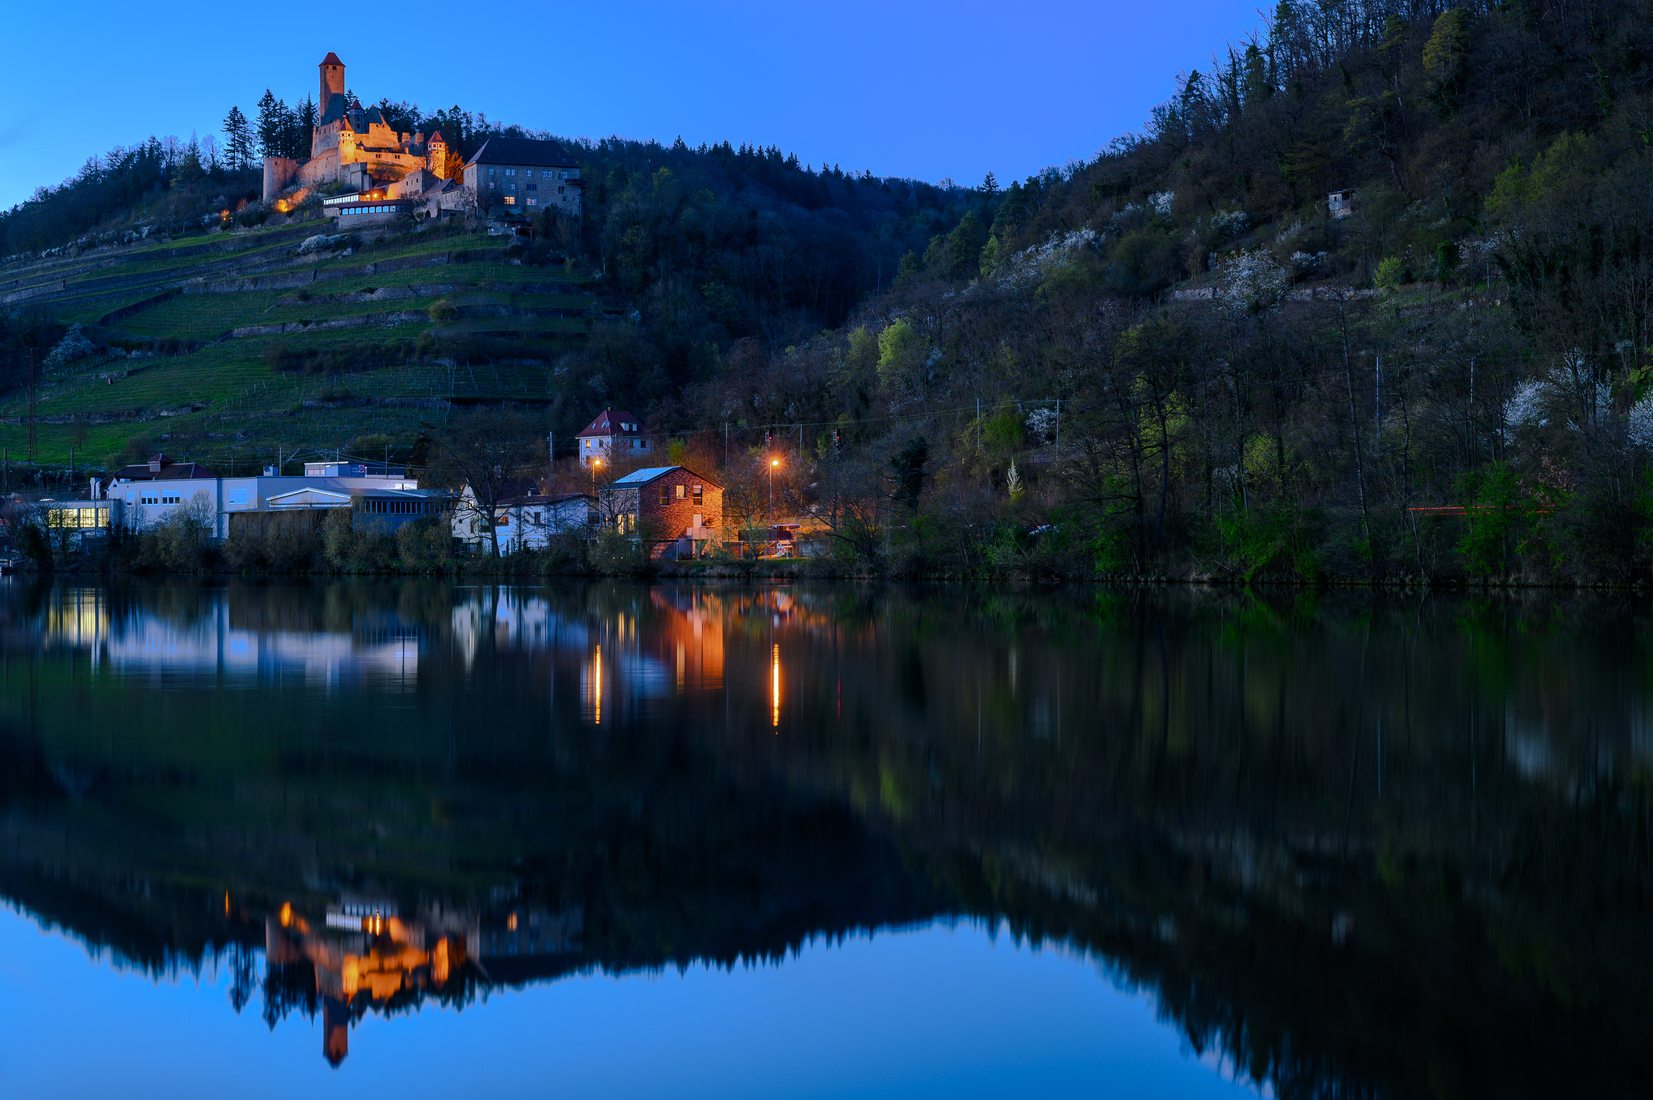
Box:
[0,217,601,469]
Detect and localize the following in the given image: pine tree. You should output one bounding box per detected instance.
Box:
[222,105,254,171]
[296,97,317,159]
[255,90,286,159]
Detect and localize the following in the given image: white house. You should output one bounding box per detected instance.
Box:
[575,408,652,469]
[452,482,594,554]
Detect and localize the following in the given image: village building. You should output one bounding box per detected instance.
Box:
[598,465,723,560]
[451,479,593,554]
[576,408,652,469]
[263,53,581,220]
[95,454,442,541]
[464,137,583,218]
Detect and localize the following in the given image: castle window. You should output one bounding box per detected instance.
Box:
[526,183,537,191]
[503,196,516,205]
[527,198,537,206]
[487,168,496,177]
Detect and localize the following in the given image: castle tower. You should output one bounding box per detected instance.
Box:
[319,52,345,122]
[427,131,449,179]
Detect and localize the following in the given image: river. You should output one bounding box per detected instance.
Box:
[0,579,1647,1098]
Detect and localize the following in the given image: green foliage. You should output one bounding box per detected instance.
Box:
[1374,255,1406,291]
[875,320,926,391]
[1422,9,1470,106]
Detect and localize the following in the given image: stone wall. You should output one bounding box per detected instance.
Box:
[262,157,299,203]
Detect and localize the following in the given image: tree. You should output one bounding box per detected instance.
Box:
[428,410,544,559]
[255,90,293,159]
[1422,9,1470,107]
[296,97,317,158]
[223,106,255,172]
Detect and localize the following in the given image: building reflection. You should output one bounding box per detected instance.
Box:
[263,897,583,1066]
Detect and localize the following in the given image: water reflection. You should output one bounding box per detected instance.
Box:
[1,579,1651,1096]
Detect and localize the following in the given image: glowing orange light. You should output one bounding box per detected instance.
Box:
[224,891,231,916]
[770,457,781,468]
[506,912,518,932]
[771,642,781,729]
[593,643,604,726]
[279,901,293,928]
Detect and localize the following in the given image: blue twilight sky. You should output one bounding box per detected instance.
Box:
[0,1,1263,213]
[0,906,1262,1097]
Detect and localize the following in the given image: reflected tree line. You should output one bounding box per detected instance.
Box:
[0,579,1650,1095]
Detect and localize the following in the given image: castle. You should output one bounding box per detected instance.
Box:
[261,53,581,221]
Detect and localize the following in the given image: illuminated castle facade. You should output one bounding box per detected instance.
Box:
[260,53,455,203]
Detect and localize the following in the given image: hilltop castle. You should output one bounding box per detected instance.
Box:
[261,53,581,221]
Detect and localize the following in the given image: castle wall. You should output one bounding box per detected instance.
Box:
[262,157,299,203]
[298,149,341,189]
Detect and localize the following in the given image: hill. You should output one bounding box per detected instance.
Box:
[0,134,971,479]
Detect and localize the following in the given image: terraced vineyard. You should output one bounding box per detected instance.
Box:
[0,218,602,467]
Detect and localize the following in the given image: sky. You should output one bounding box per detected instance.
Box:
[0,907,1261,1097]
[0,1,1264,213]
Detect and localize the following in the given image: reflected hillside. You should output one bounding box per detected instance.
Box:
[1,580,1650,1096]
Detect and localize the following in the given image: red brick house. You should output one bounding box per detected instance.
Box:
[576,408,652,469]
[598,465,723,559]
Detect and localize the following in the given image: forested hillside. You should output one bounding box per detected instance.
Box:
[672,0,1653,582]
[7,0,1653,582]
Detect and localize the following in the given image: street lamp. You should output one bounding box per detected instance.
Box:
[768,456,781,524]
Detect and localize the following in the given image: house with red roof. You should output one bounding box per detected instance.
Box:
[576,408,653,469]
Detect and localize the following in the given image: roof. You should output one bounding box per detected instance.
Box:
[106,455,219,483]
[320,52,344,66]
[576,408,644,438]
[427,130,446,144]
[606,465,722,490]
[465,137,578,169]
[500,491,592,507]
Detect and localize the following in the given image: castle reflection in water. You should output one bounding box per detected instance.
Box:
[261,896,582,1066]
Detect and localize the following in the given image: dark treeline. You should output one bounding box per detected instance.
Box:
[0,136,260,256]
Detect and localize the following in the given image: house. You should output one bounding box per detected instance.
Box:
[463,137,583,218]
[576,408,652,468]
[451,480,594,554]
[1328,189,1356,219]
[597,465,723,559]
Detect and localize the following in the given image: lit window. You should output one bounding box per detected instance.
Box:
[503,195,515,205]
[675,484,685,500]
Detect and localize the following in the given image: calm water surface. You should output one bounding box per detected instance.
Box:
[0,579,1649,1098]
